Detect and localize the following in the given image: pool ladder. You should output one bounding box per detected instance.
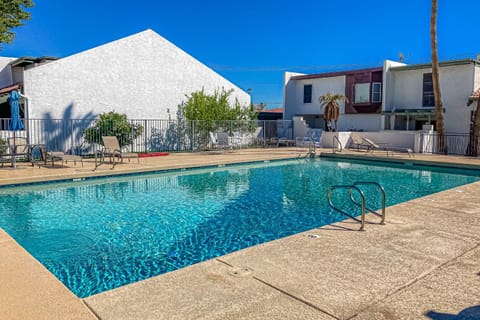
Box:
[333,135,342,153]
[327,181,386,231]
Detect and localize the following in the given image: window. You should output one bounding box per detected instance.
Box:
[303,84,312,103]
[354,83,370,103]
[372,82,382,103]
[423,73,435,107]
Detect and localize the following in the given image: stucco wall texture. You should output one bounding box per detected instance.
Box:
[390,64,474,134]
[0,57,14,86]
[23,29,250,120]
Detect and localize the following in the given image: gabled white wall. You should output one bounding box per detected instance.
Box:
[23,29,250,119]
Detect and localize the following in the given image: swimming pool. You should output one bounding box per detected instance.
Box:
[0,158,479,298]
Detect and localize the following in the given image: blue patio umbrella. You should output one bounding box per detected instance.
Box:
[8,90,24,168]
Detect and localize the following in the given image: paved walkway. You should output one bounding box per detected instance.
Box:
[1,148,480,319]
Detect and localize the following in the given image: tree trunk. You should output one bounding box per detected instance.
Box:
[474,100,480,156]
[431,0,446,153]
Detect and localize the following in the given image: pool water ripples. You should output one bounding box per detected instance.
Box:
[0,158,479,297]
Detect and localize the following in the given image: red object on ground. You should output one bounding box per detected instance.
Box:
[138,152,170,158]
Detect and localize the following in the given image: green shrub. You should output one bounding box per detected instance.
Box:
[83,112,143,148]
[0,138,7,154]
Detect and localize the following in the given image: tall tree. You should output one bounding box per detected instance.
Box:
[431,0,446,153]
[179,88,256,148]
[0,0,34,49]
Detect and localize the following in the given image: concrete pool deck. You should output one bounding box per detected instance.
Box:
[1,148,480,319]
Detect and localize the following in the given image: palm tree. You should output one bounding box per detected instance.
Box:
[319,93,348,132]
[431,0,446,153]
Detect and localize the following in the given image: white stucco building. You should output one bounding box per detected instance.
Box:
[284,58,480,135]
[0,29,250,121]
[383,59,479,134]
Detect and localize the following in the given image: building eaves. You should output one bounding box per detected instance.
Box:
[291,67,383,81]
[390,59,478,72]
[10,56,59,68]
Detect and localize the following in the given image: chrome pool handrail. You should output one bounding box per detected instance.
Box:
[350,181,386,225]
[327,185,366,231]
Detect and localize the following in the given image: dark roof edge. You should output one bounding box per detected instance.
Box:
[10,56,59,67]
[290,66,383,81]
[390,59,478,71]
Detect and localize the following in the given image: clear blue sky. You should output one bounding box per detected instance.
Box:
[1,0,478,109]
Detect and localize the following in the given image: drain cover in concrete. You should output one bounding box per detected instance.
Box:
[229,266,253,277]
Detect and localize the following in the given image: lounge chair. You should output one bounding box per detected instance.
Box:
[349,133,370,151]
[36,147,83,168]
[100,136,139,168]
[363,137,414,158]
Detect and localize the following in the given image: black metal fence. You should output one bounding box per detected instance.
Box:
[416,132,479,156]
[0,118,294,156]
[1,117,477,157]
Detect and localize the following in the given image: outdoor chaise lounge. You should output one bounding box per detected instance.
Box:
[38,148,83,168]
[362,137,414,158]
[100,136,139,168]
[349,133,370,151]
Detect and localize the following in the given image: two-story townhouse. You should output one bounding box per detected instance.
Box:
[383,59,480,134]
[283,67,383,132]
[284,58,480,135]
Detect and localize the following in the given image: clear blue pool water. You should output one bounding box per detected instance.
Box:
[0,158,479,298]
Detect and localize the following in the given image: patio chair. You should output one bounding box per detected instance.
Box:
[296,129,323,148]
[101,136,139,168]
[209,131,234,151]
[7,137,29,157]
[0,139,8,167]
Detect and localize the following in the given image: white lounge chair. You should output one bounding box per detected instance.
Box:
[349,133,370,151]
[209,131,234,151]
[363,137,414,158]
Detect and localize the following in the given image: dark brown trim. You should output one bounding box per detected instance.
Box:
[0,83,21,95]
[291,67,383,81]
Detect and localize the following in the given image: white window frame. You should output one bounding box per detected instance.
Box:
[371,82,382,103]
